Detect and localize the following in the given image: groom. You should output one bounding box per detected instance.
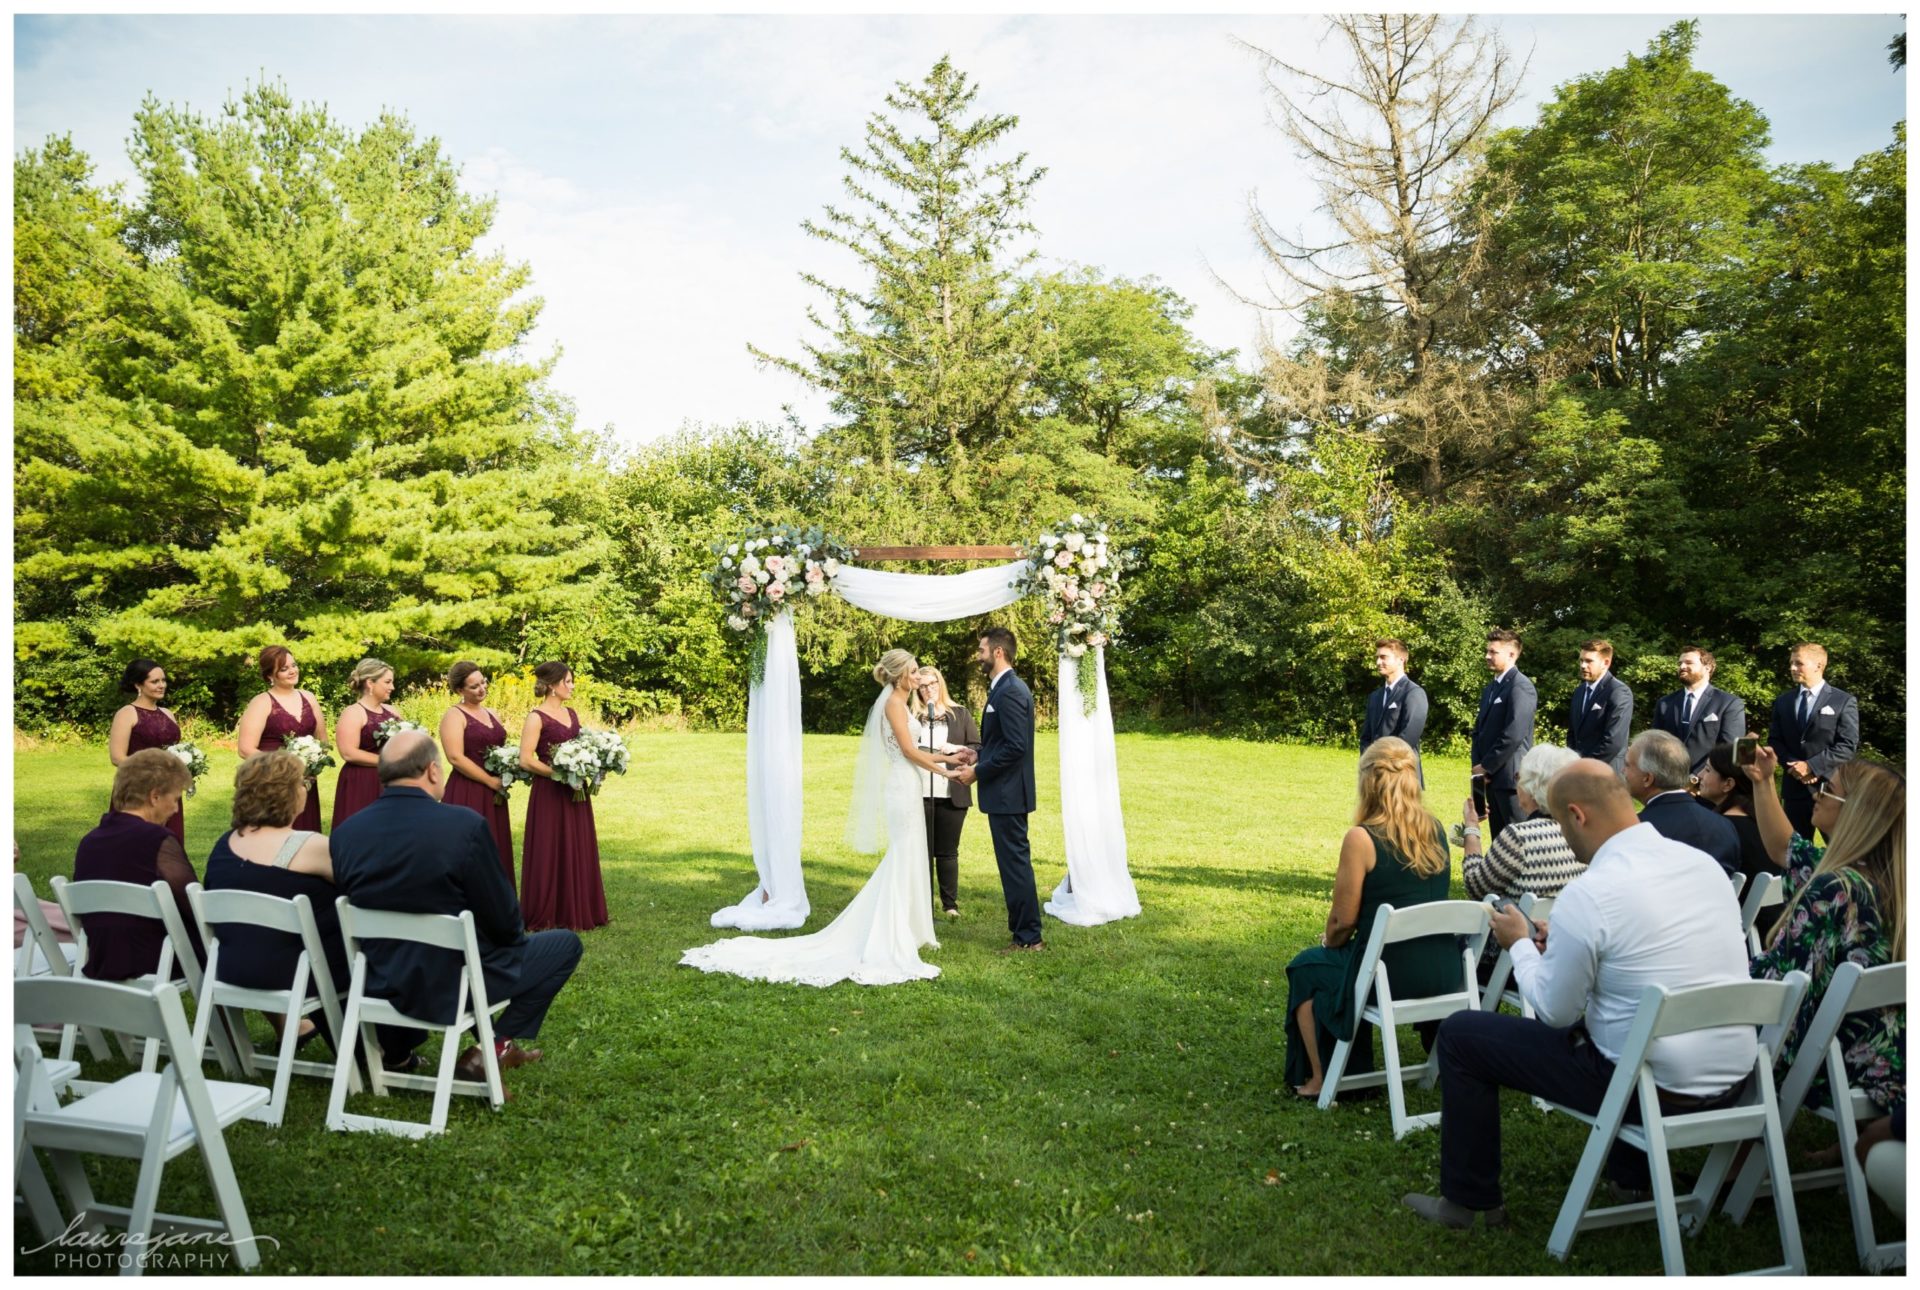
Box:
[950,626,1044,953]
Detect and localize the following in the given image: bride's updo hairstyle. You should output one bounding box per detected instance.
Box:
[873,649,918,688]
[1355,736,1448,878]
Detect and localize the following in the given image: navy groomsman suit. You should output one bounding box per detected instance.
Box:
[1361,674,1429,784]
[1652,683,1746,775]
[1471,667,1536,840]
[1568,671,1634,774]
[974,667,1043,948]
[1768,681,1860,838]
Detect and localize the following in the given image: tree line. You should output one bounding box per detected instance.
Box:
[13,21,1906,756]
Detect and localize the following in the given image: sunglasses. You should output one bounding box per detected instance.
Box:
[1816,782,1847,804]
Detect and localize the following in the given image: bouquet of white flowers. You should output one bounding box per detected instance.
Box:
[548,728,630,802]
[371,718,429,748]
[1014,514,1125,715]
[706,524,855,684]
[281,734,335,780]
[164,742,210,797]
[484,744,528,805]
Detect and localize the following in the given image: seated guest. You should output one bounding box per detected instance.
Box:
[1744,745,1904,1120]
[1459,742,1582,974]
[1697,741,1783,936]
[72,748,204,981]
[1651,645,1745,775]
[1405,761,1752,1229]
[1625,730,1741,879]
[1284,737,1455,1098]
[329,731,583,1086]
[1567,639,1633,773]
[202,751,370,1055]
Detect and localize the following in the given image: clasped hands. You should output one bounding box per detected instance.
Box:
[936,745,978,785]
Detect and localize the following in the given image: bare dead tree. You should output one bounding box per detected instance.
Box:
[1232,15,1530,497]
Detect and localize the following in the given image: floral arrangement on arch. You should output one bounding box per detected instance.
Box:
[1014,514,1123,715]
[706,524,856,683]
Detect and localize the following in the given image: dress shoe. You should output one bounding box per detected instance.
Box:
[1402,1193,1508,1230]
[943,906,961,920]
[454,1041,541,1083]
[997,940,1046,954]
[380,1051,427,1075]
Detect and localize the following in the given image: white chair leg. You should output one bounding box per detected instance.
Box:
[46,1148,105,1235]
[1380,1014,1409,1139]
[427,1032,461,1135]
[16,1144,67,1244]
[471,995,506,1109]
[1641,1114,1686,1277]
[1548,1121,1614,1261]
[193,1105,260,1270]
[325,971,368,1132]
[123,1077,178,1276]
[1762,1105,1807,1274]
[1316,1038,1353,1111]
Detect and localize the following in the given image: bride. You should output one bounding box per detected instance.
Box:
[680,649,959,986]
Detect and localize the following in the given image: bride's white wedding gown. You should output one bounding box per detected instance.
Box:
[680,703,939,987]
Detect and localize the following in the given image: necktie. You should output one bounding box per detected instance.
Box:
[1681,691,1695,733]
[1797,689,1812,731]
[1579,683,1591,720]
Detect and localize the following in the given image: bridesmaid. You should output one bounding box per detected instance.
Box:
[439,660,516,891]
[236,644,331,832]
[331,658,400,827]
[518,661,608,931]
[109,658,187,844]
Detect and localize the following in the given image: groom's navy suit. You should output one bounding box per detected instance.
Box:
[975,668,1042,947]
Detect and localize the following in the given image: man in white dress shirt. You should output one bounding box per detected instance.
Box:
[1402,760,1751,1230]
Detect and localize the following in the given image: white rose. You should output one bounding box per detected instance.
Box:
[1065,532,1085,553]
[726,615,748,632]
[721,556,733,570]
[754,570,770,585]
[806,580,823,595]
[1070,513,1086,526]
[728,543,739,556]
[1066,642,1088,658]
[823,558,841,576]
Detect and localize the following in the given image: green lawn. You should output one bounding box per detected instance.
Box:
[13,733,1876,1275]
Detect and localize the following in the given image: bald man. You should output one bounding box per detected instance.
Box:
[1403,759,1751,1230]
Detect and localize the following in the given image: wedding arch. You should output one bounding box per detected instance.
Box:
[706,521,1140,934]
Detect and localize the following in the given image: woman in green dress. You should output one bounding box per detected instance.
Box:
[1285,736,1458,1098]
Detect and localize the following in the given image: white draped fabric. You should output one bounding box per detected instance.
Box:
[1044,648,1140,926]
[713,558,1142,931]
[832,560,1028,621]
[711,611,810,930]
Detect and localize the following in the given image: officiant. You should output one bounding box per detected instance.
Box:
[911,666,981,920]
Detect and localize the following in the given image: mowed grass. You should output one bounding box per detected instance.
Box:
[12,733,1877,1275]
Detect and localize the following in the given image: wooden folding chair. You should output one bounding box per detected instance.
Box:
[15,977,271,1275]
[325,900,511,1138]
[186,886,360,1127]
[1315,900,1491,1139]
[1543,973,1810,1276]
[1740,872,1784,956]
[13,873,111,1064]
[1722,960,1905,1271]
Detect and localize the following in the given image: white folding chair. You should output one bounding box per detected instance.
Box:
[1478,893,1556,1019]
[1740,872,1784,956]
[325,900,510,1138]
[13,873,112,1064]
[1544,973,1811,1277]
[50,877,243,1079]
[14,977,270,1275]
[14,1023,80,1244]
[186,886,360,1127]
[1314,900,1491,1139]
[1722,960,1905,1271]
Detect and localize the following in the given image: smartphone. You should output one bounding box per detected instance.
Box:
[1489,894,1537,938]
[1470,773,1489,819]
[1735,734,1761,767]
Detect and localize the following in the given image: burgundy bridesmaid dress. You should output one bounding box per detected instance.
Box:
[441,707,517,892]
[331,704,398,827]
[257,692,324,832]
[125,705,186,843]
[520,707,608,931]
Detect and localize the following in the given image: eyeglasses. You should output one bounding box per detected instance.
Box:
[1816,782,1847,804]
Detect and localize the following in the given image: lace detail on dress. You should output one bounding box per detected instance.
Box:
[881,718,903,758]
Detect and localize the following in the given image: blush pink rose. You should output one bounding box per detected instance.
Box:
[767,583,786,601]
[737,575,756,594]
[1054,549,1074,568]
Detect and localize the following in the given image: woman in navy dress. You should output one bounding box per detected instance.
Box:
[518,661,608,931]
[236,644,330,832]
[331,658,400,827]
[109,657,187,843]
[439,660,516,891]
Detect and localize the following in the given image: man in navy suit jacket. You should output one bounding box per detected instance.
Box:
[949,627,1043,951]
[1768,643,1861,838]
[1651,645,1747,775]
[1567,639,1633,774]
[1361,638,1429,784]
[1470,629,1536,840]
[1624,731,1742,878]
[330,731,583,1082]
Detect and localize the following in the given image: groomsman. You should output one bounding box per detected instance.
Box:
[1566,639,1633,774]
[1768,642,1860,839]
[1470,629,1536,841]
[1651,645,1746,774]
[1360,638,1429,783]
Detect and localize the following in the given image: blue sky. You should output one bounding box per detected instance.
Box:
[15,13,1907,445]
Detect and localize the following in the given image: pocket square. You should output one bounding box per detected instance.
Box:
[1387,702,1399,710]
[1704,712,1720,722]
[1590,702,1604,711]
[985,704,996,714]
[1820,705,1835,716]
[1493,697,1504,705]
